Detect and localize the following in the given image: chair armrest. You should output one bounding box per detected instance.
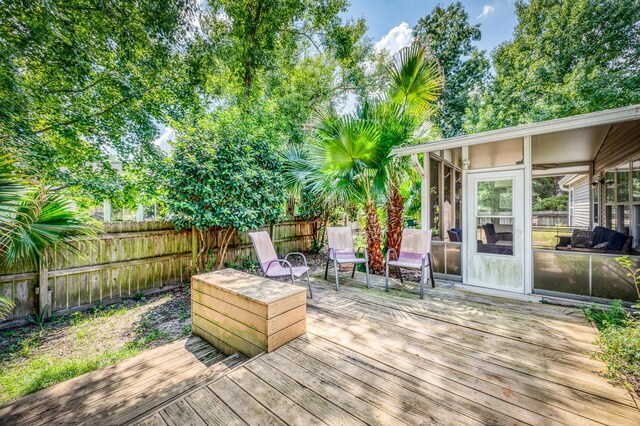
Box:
[285,252,308,267]
[356,246,369,261]
[496,232,513,241]
[264,259,294,274]
[555,236,571,247]
[385,248,398,263]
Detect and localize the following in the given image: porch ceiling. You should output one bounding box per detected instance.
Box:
[531,124,610,166]
[393,104,639,157]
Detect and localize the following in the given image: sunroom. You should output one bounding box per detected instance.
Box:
[394,105,640,303]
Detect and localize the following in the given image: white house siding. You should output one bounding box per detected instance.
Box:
[570,177,590,228]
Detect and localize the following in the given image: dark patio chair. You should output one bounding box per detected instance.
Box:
[447,228,462,242]
[482,223,512,244]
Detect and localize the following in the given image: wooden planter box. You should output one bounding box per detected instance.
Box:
[191,269,307,357]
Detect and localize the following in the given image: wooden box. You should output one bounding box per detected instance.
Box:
[191,269,307,357]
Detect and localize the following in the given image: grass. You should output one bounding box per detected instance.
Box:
[0,285,192,404]
[583,301,640,395]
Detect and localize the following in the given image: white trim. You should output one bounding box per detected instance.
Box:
[452,283,543,303]
[393,105,640,156]
[421,154,430,230]
[524,135,533,295]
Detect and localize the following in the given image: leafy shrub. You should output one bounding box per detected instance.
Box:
[595,318,640,392]
[584,301,640,394]
[583,301,628,330]
[533,194,568,211]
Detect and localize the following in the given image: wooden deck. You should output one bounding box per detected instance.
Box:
[0,337,248,425]
[2,273,640,425]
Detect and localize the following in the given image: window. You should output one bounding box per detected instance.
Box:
[633,159,640,202]
[429,157,440,237]
[616,163,630,203]
[592,180,599,225]
[476,179,513,256]
[605,170,615,203]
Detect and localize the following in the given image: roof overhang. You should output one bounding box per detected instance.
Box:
[393,105,640,157]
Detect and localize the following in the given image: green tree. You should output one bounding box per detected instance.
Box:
[202,0,372,101]
[282,113,386,274]
[413,2,489,137]
[365,43,443,254]
[0,0,206,204]
[466,0,640,132]
[163,105,286,271]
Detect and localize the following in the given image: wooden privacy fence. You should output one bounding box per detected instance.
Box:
[532,211,569,226]
[0,220,314,325]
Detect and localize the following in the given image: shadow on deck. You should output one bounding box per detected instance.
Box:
[2,272,639,425]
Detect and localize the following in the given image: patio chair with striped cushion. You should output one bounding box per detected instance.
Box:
[324,227,370,291]
[385,228,435,299]
[249,231,312,298]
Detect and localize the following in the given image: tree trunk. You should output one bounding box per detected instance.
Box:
[386,185,405,255]
[217,228,236,270]
[365,201,385,275]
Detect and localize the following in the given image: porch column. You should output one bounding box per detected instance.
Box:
[524,135,533,294]
[422,154,430,230]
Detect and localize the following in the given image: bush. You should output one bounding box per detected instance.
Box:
[584,301,640,395]
[533,194,568,211]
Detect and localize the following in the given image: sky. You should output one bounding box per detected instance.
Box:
[343,0,518,56]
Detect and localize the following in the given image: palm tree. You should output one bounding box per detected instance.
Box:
[282,113,387,274]
[379,43,443,254]
[0,157,97,319]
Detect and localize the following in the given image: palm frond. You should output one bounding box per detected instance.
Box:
[387,43,444,117]
[0,186,98,270]
[0,296,15,320]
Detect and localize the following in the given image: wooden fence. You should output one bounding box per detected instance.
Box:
[0,220,314,325]
[532,211,568,226]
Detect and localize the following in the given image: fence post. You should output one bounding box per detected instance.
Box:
[191,226,198,275]
[38,253,50,320]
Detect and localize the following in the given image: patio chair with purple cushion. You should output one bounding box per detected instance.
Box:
[248,231,312,298]
[324,227,370,291]
[385,228,435,299]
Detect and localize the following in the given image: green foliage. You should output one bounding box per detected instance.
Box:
[164,105,285,232]
[0,0,205,203]
[413,2,489,137]
[164,105,286,269]
[583,301,629,330]
[0,158,97,270]
[584,301,640,393]
[616,256,640,305]
[466,0,640,132]
[0,297,15,321]
[533,195,568,212]
[532,177,561,207]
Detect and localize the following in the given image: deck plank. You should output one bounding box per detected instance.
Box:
[226,367,326,426]
[184,388,246,426]
[208,376,286,426]
[2,275,638,426]
[308,292,637,413]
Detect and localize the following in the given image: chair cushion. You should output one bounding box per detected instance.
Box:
[592,226,613,246]
[571,230,594,248]
[608,232,627,252]
[388,259,427,269]
[265,265,310,278]
[334,257,367,264]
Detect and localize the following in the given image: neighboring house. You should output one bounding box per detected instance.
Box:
[394,105,640,303]
[559,174,590,228]
[88,160,162,223]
